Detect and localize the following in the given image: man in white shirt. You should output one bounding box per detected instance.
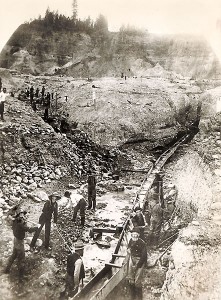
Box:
[0,87,10,121]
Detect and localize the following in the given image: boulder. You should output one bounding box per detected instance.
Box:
[33,190,49,201]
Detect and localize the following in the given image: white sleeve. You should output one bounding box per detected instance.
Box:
[74,258,82,286]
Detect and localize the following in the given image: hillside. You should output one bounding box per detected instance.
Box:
[0,17,221,79]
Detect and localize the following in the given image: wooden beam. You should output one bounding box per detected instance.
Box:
[93,227,117,234]
[105,263,122,269]
[92,226,123,234]
[112,254,126,258]
[121,169,150,173]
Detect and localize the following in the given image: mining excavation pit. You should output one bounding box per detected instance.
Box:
[0,71,219,300]
[0,118,201,300]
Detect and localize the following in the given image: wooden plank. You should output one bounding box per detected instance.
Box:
[112,254,126,258]
[93,227,116,234]
[105,263,122,268]
[73,267,110,300]
[74,133,189,300]
[91,262,128,300]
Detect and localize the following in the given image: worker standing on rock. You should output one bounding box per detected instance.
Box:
[30,192,60,249]
[43,94,51,121]
[127,228,147,300]
[0,88,10,121]
[61,240,85,298]
[41,86,45,98]
[35,87,40,98]
[87,171,96,210]
[30,86,34,105]
[4,211,38,278]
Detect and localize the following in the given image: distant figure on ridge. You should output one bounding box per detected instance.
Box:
[0,88,10,121]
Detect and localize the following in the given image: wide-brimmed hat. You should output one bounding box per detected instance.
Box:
[134,204,141,212]
[49,192,61,200]
[131,228,140,235]
[75,240,84,250]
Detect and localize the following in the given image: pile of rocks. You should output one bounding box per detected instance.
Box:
[0,106,122,200]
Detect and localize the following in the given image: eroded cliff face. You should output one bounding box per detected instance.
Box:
[161,87,221,300]
[0,26,220,79]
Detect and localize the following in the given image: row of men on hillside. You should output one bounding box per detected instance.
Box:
[21,86,57,119]
[24,86,52,101]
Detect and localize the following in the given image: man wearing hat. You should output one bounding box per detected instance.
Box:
[130,205,147,241]
[30,192,59,249]
[63,240,85,298]
[127,228,147,300]
[4,211,38,277]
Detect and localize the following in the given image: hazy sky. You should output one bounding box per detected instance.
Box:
[0,0,221,55]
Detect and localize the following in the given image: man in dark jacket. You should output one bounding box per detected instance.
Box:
[30,192,59,249]
[127,228,147,300]
[35,87,40,98]
[63,240,85,298]
[87,172,96,210]
[30,86,34,105]
[4,211,38,277]
[41,86,45,98]
[130,206,147,241]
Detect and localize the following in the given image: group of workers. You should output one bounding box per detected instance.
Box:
[20,85,72,134]
[0,78,171,299]
[4,172,97,298]
[19,85,62,121]
[3,167,173,299]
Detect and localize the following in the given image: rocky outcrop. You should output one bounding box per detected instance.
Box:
[0,97,118,204]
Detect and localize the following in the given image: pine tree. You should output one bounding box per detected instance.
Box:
[72,0,78,21]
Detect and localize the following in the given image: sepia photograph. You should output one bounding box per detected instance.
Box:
[0,0,221,299]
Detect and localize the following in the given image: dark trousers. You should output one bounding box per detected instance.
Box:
[64,274,78,298]
[73,199,86,225]
[30,221,51,248]
[0,102,4,120]
[5,241,25,275]
[150,218,162,244]
[88,187,96,209]
[128,284,143,300]
[44,108,49,120]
